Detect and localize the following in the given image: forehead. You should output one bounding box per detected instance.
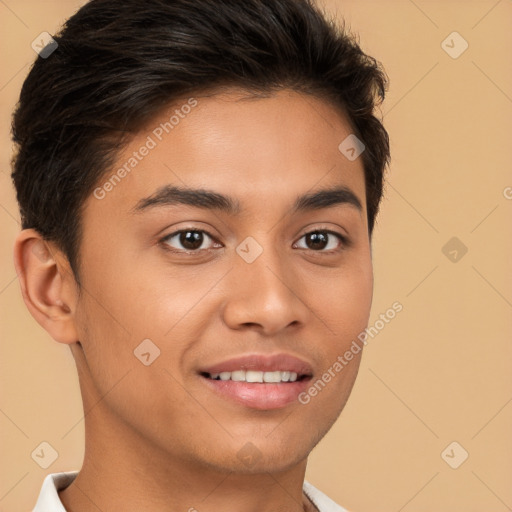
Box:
[84,88,366,221]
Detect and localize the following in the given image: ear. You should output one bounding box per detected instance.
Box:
[13,229,79,344]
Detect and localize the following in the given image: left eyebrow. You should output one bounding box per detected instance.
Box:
[130,184,363,215]
[291,185,362,214]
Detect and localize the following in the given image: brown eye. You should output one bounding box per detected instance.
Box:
[162,229,217,252]
[294,230,346,252]
[305,232,328,250]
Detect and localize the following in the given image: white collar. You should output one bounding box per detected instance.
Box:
[33,471,349,512]
[32,471,78,512]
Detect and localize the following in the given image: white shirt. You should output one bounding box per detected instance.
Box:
[32,471,350,512]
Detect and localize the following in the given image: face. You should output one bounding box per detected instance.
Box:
[70,88,373,473]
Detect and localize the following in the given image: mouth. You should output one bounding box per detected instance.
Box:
[201,370,308,383]
[198,354,313,410]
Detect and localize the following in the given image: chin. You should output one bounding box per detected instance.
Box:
[218,448,310,475]
[230,430,325,474]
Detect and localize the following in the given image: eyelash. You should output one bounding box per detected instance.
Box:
[159,227,350,255]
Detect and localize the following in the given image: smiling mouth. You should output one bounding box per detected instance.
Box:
[201,370,310,383]
[199,357,314,409]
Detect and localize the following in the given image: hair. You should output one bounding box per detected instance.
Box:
[11,0,390,287]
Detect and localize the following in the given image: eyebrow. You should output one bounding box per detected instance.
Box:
[130,184,362,215]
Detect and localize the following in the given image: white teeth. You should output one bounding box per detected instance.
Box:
[208,370,302,383]
[263,371,282,383]
[246,370,264,382]
[231,370,246,381]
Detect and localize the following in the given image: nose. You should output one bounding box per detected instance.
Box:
[221,245,312,336]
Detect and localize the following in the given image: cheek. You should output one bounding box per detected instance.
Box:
[73,249,216,390]
[316,253,374,344]
[302,253,372,412]
[297,262,372,421]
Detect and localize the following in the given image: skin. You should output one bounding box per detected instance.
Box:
[14,88,373,512]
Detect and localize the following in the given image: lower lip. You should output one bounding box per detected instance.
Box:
[200,376,311,410]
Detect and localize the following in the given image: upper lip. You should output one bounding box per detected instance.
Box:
[200,353,314,377]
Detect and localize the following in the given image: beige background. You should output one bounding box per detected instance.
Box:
[1,1,511,511]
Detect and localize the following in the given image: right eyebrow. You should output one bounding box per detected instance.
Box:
[130,185,241,215]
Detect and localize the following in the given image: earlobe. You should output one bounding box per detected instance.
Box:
[13,229,79,344]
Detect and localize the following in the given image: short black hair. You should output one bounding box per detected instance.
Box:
[11,0,390,286]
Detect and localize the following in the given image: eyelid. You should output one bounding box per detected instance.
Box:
[295,221,350,242]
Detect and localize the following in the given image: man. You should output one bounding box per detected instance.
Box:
[11,0,390,510]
